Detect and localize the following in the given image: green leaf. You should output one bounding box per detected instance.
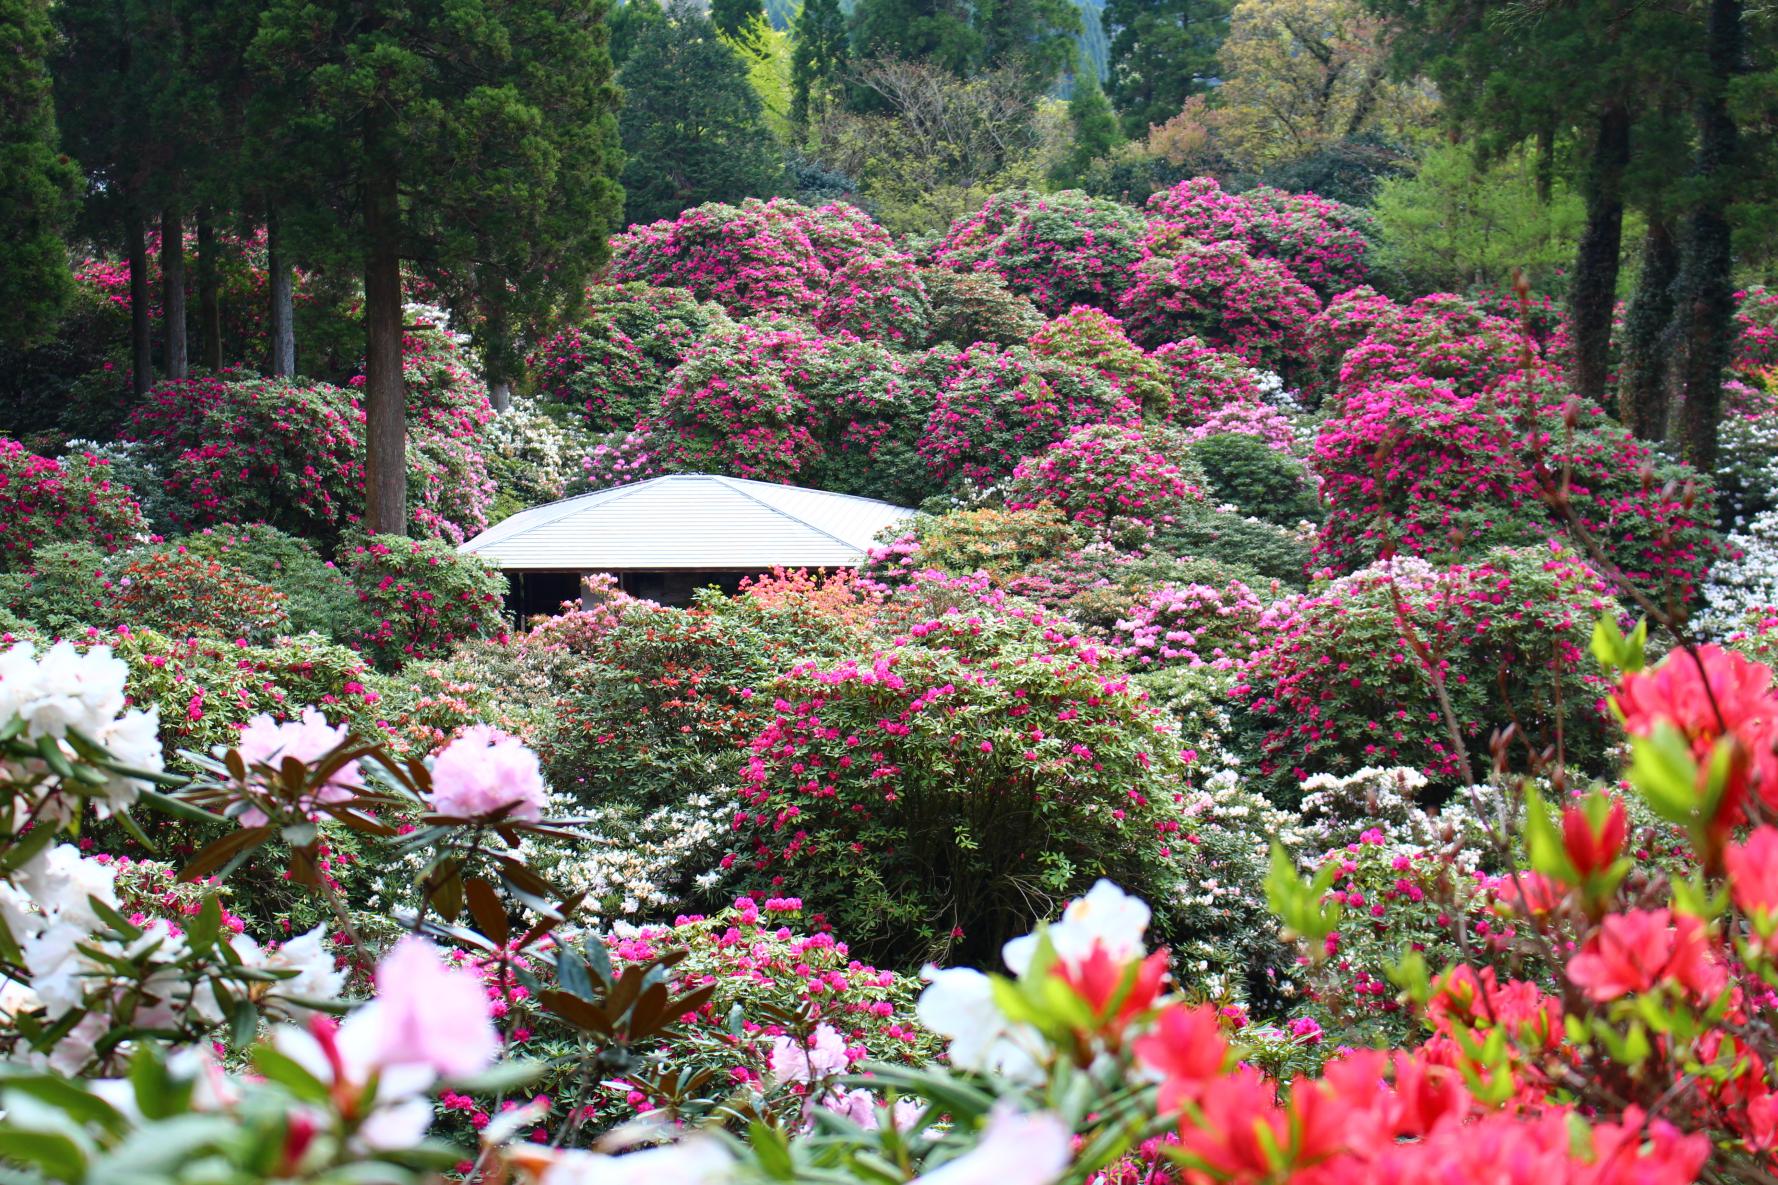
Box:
[0,1124,89,1180]
[248,1045,331,1105]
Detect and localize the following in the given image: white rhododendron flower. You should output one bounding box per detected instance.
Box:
[0,641,163,813]
[537,1137,737,1185]
[1002,879,1151,976]
[913,1104,1071,1185]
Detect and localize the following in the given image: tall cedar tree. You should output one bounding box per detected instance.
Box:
[619,3,786,225]
[712,0,765,35]
[1360,0,1697,413]
[850,0,980,76]
[52,0,181,396]
[1104,0,1230,138]
[975,0,1081,90]
[791,0,849,128]
[1672,0,1745,471]
[610,0,667,65]
[0,0,80,352]
[249,0,624,534]
[1052,71,1123,185]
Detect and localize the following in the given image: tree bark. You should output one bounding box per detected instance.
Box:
[266,209,296,377]
[1673,0,1743,473]
[127,211,153,398]
[161,207,188,380]
[197,210,223,370]
[1568,101,1631,408]
[1617,217,1679,441]
[363,171,408,536]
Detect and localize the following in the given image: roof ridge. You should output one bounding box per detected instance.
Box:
[460,476,661,553]
[711,476,861,552]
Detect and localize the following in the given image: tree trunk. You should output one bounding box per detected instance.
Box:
[1673,0,1743,473]
[266,209,296,377]
[1617,218,1679,441]
[197,210,223,370]
[127,211,153,398]
[1568,101,1630,407]
[162,207,188,380]
[363,171,408,536]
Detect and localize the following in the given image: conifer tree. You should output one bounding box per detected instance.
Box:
[0,0,80,351]
[790,0,848,128]
[1103,0,1230,137]
[620,2,786,224]
[712,0,765,36]
[249,0,624,534]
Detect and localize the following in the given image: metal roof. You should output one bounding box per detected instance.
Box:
[458,474,915,571]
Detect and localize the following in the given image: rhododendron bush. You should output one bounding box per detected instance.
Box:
[1120,239,1323,373]
[932,189,1152,315]
[733,600,1281,973]
[1236,548,1616,796]
[1314,370,1723,598]
[0,439,147,571]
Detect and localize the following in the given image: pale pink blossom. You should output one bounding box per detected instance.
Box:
[427,725,547,821]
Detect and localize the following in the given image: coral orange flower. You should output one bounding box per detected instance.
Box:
[1613,645,1778,829]
[1132,1003,1230,1115]
[1567,909,1725,1002]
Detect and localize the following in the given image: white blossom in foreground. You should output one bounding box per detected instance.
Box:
[0,640,163,814]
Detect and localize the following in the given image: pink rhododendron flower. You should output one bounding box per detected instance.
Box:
[1614,645,1778,830]
[230,709,361,827]
[426,724,547,821]
[1726,826,1778,937]
[769,1022,852,1083]
[362,936,500,1078]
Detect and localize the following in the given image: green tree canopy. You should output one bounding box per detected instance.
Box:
[1103,0,1229,137]
[619,2,787,225]
[248,0,625,534]
[0,0,80,351]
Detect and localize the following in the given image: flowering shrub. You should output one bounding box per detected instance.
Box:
[919,266,1046,346]
[612,199,831,319]
[536,602,781,811]
[916,343,1136,488]
[655,322,923,493]
[1120,239,1323,373]
[1112,578,1265,670]
[481,395,589,516]
[610,198,918,337]
[1235,549,1614,797]
[1241,185,1377,294]
[102,550,291,642]
[1006,423,1204,540]
[1702,507,1778,638]
[732,604,1264,967]
[0,438,148,570]
[123,375,365,539]
[1330,291,1533,401]
[1313,371,1724,600]
[573,427,677,493]
[932,188,1152,315]
[814,252,934,346]
[527,283,734,432]
[1030,305,1171,415]
[174,523,370,640]
[102,627,383,758]
[1304,284,1408,397]
[870,505,1080,585]
[1145,176,1374,295]
[340,535,508,669]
